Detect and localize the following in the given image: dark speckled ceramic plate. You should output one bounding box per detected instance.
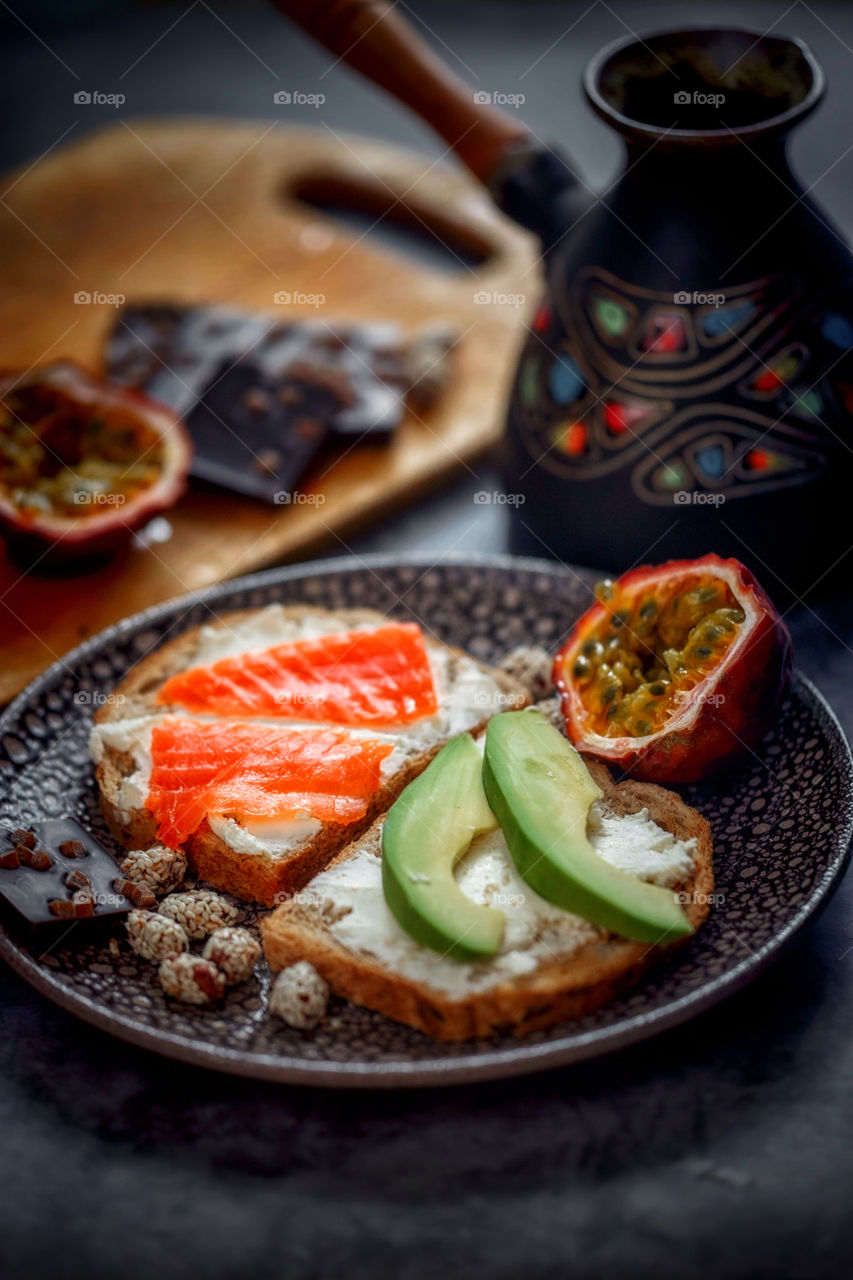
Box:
[1,555,851,1087]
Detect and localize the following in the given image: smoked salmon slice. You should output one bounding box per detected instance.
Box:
[146,717,395,848]
[156,622,438,726]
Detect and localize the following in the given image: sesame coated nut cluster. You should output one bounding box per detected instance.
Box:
[158,953,226,1005]
[202,926,261,985]
[125,909,189,962]
[268,962,330,1029]
[108,857,265,1004]
[497,645,555,701]
[119,844,187,896]
[158,889,239,939]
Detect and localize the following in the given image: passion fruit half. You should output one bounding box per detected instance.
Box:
[553,554,793,783]
[0,361,191,566]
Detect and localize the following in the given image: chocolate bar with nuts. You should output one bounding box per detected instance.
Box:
[0,817,132,929]
[104,303,456,503]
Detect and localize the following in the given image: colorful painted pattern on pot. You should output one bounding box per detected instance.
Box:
[515,267,853,506]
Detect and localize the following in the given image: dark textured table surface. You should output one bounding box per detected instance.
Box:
[3,3,853,1276]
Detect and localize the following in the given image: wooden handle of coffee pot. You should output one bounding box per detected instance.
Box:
[274,0,532,186]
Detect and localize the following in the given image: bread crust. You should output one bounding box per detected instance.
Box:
[260,764,714,1041]
[94,606,529,906]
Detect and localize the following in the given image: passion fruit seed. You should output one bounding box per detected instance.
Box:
[612,661,639,691]
[569,576,746,738]
[594,579,614,602]
[662,649,684,673]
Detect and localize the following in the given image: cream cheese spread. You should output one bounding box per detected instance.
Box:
[304,805,696,996]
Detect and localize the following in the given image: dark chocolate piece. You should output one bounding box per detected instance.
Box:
[103,303,441,503]
[0,817,132,928]
[182,360,334,503]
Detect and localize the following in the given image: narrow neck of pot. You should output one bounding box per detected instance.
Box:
[621,132,794,189]
[584,27,824,161]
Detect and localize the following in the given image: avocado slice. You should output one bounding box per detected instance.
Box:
[381,734,505,960]
[482,708,693,943]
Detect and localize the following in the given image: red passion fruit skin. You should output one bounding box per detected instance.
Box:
[0,361,192,565]
[553,554,794,784]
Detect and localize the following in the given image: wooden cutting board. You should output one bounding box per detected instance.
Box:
[0,118,536,704]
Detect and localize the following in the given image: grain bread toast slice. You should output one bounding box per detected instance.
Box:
[260,757,713,1041]
[91,606,529,906]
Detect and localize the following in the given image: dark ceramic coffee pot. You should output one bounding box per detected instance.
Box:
[282,4,853,595]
